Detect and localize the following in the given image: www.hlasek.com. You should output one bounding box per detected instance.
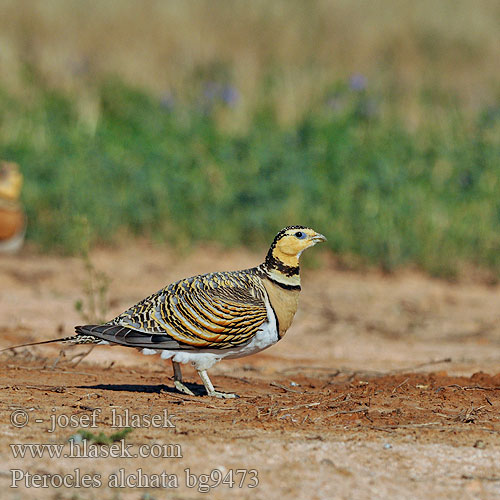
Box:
[10,440,183,459]
[10,468,259,491]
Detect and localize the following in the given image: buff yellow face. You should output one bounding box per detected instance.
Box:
[272,227,326,267]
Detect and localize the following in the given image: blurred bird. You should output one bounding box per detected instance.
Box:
[0,161,26,253]
[4,226,326,397]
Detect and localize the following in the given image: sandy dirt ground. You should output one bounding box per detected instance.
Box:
[0,242,499,499]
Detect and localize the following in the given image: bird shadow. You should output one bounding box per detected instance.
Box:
[78,382,206,396]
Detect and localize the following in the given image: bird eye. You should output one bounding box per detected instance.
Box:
[295,231,305,239]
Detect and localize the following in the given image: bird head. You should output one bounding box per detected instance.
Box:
[263,226,326,287]
[273,226,327,260]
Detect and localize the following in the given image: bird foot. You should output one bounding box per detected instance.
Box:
[207,390,239,399]
[174,380,195,396]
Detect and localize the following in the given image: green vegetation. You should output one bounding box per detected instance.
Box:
[1,77,499,277]
[70,428,133,445]
[0,1,499,277]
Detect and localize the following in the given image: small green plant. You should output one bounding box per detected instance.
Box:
[73,216,111,325]
[70,427,133,445]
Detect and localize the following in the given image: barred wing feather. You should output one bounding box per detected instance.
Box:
[77,270,269,350]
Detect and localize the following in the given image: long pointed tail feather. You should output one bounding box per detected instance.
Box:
[0,335,79,353]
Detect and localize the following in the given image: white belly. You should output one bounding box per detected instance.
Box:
[141,290,279,371]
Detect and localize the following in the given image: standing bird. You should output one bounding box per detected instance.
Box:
[5,226,326,398]
[0,161,26,253]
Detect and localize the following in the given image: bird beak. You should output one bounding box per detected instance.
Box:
[312,232,327,243]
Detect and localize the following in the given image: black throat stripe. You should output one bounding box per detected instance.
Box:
[264,253,299,277]
[264,274,301,291]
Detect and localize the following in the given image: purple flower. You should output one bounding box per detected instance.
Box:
[160,92,175,111]
[220,85,239,106]
[202,82,240,107]
[349,74,367,92]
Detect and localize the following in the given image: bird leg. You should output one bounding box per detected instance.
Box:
[198,369,238,399]
[172,361,195,396]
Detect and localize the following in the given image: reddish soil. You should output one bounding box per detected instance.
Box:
[1,243,500,499]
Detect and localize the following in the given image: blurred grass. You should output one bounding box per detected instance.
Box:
[0,1,499,277]
[1,0,499,125]
[1,76,499,277]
